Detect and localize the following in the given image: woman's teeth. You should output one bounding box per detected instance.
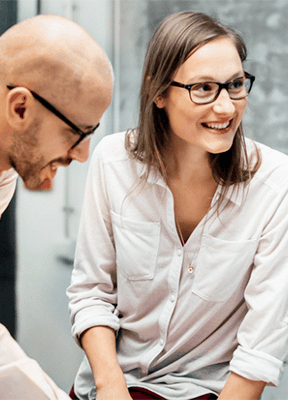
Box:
[204,121,230,130]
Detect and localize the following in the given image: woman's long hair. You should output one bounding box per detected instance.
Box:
[126,11,261,204]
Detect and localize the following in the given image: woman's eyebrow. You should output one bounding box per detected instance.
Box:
[186,71,244,83]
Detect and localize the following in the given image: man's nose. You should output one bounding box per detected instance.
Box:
[68,138,90,163]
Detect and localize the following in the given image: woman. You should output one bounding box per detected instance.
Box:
[67,11,288,400]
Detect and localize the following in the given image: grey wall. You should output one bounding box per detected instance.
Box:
[0,0,17,34]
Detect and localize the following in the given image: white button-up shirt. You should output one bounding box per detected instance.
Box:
[0,324,70,399]
[0,168,18,217]
[67,132,288,400]
[0,170,70,399]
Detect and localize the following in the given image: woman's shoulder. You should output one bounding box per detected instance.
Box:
[246,137,288,191]
[93,131,129,164]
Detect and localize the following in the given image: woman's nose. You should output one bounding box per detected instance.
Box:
[212,88,236,116]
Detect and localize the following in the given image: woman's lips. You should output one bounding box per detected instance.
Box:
[202,119,232,131]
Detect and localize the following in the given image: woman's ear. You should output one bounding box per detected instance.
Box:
[154,94,165,109]
[6,87,35,129]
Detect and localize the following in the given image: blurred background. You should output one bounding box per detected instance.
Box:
[0,0,287,398]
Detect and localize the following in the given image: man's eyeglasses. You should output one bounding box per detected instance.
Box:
[7,85,100,150]
[170,72,255,105]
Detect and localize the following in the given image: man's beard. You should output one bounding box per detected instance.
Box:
[9,119,47,190]
[16,159,47,190]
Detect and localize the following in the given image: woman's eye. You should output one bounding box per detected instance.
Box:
[193,83,214,92]
[230,78,244,90]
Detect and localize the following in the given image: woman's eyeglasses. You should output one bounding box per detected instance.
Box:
[170,72,255,105]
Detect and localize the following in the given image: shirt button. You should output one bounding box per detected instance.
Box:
[188,265,194,274]
[159,339,164,346]
[177,249,182,256]
[171,295,175,302]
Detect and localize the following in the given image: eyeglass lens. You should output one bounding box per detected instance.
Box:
[190,77,252,104]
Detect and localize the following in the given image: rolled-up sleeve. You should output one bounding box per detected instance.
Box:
[230,187,288,385]
[67,141,120,346]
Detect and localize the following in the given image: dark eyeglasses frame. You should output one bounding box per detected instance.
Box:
[7,84,100,150]
[170,72,255,105]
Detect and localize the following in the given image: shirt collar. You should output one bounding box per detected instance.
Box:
[214,181,247,207]
[136,160,246,206]
[136,160,167,188]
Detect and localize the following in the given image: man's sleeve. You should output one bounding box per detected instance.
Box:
[0,169,18,217]
[0,324,71,399]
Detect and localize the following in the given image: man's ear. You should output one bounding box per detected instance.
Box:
[153,94,166,109]
[6,87,35,129]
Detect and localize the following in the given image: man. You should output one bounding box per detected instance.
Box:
[0,14,113,399]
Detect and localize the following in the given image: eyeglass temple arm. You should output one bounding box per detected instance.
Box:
[7,84,84,134]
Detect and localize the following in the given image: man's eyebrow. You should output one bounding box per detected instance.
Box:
[85,125,98,131]
[73,123,100,134]
[67,124,96,133]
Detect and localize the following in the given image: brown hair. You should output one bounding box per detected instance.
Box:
[126,11,261,200]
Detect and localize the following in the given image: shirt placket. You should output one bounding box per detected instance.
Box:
[140,187,183,374]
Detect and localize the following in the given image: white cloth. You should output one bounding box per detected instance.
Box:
[0,324,70,399]
[0,169,70,399]
[0,168,18,217]
[67,132,288,399]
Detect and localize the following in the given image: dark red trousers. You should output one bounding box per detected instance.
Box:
[69,385,217,399]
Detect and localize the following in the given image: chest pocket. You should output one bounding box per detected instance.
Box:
[111,210,160,281]
[192,233,258,302]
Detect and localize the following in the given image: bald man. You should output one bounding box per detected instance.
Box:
[0,14,113,400]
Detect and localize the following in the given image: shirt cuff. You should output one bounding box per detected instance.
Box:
[229,346,284,386]
[72,313,120,347]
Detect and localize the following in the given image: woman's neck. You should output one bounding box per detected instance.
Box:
[163,138,214,184]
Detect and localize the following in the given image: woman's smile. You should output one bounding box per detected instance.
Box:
[202,119,232,131]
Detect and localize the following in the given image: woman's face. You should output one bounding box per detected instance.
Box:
[155,37,247,155]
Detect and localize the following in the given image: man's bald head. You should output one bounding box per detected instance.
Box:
[0,14,113,104]
[0,15,114,186]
